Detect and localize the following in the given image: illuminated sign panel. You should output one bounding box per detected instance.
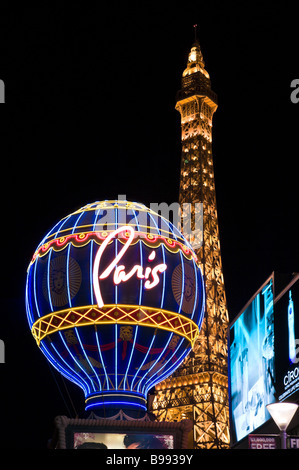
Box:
[229,276,275,443]
[93,225,168,308]
[274,276,299,402]
[53,413,193,449]
[26,200,204,412]
[230,274,299,445]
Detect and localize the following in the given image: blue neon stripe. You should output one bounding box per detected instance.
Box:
[53,212,73,240]
[138,240,143,305]
[136,212,186,393]
[144,345,190,397]
[123,324,138,391]
[33,258,41,319]
[137,333,173,393]
[66,211,86,308]
[160,244,166,309]
[47,248,54,312]
[89,240,94,304]
[178,250,185,314]
[190,257,198,321]
[114,208,118,304]
[148,211,161,236]
[66,243,72,307]
[37,216,65,249]
[89,207,103,305]
[58,331,94,395]
[131,333,156,391]
[132,208,144,306]
[95,327,110,390]
[163,215,184,314]
[148,212,166,309]
[85,401,147,411]
[71,210,85,235]
[143,335,185,390]
[25,271,35,327]
[74,327,100,392]
[163,216,185,314]
[122,204,141,391]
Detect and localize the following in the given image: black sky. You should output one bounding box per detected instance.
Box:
[0,1,298,449]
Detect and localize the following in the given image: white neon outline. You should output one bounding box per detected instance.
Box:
[41,342,89,396]
[93,225,167,308]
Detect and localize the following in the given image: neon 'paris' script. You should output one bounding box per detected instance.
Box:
[93,225,167,308]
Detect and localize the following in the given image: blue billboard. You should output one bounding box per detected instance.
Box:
[230,273,299,445]
[273,276,299,402]
[229,276,275,443]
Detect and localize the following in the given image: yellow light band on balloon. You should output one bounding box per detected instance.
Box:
[31,304,200,348]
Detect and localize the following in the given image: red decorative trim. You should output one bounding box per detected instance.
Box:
[30,231,198,265]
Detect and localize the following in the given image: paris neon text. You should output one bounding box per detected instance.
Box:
[93,225,167,308]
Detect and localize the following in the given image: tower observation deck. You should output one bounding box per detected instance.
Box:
[150,37,230,449]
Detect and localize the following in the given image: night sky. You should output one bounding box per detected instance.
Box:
[0,2,298,450]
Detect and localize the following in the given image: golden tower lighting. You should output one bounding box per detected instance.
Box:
[151,34,230,449]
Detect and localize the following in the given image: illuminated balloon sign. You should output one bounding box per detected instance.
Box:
[25,200,204,413]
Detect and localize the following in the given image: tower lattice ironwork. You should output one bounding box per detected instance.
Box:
[150,38,230,449]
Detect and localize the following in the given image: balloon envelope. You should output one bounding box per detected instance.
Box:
[25,200,204,413]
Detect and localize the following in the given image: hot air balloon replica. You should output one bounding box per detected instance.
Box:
[25,200,204,418]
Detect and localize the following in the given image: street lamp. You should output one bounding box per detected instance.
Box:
[266,402,299,449]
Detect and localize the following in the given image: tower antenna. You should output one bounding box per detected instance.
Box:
[193,24,198,42]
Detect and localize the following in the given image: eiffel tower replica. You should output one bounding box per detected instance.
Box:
[150,30,230,449]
